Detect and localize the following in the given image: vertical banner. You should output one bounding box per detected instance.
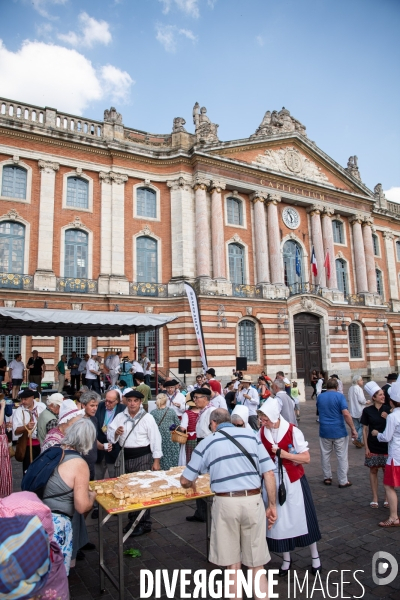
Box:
[184,282,208,372]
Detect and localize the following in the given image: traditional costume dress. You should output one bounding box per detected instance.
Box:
[378,382,400,488]
[0,418,12,498]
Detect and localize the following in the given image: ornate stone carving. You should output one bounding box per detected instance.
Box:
[2,209,20,221]
[76,167,83,175]
[167,176,192,191]
[193,103,219,144]
[306,203,323,215]
[374,183,387,209]
[12,155,19,163]
[67,216,88,230]
[209,179,226,193]
[110,172,128,185]
[253,146,328,183]
[140,225,152,236]
[246,306,253,315]
[337,251,344,259]
[231,190,239,198]
[4,300,15,308]
[363,216,374,227]
[322,206,335,217]
[300,297,317,311]
[72,303,82,310]
[99,171,112,184]
[144,306,154,313]
[172,117,187,133]
[250,190,268,203]
[345,156,361,181]
[349,214,364,225]
[251,106,307,139]
[38,160,59,173]
[104,107,122,124]
[144,178,151,185]
[193,174,210,190]
[383,230,394,241]
[268,193,281,205]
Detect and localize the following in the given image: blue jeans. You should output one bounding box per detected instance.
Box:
[352,417,363,443]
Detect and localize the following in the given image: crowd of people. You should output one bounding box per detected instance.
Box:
[1,357,400,599]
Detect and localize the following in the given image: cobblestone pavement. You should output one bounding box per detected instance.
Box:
[12,388,400,599]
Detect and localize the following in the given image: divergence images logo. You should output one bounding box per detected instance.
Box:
[372,551,398,586]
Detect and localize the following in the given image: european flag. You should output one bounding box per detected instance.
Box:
[295,244,301,277]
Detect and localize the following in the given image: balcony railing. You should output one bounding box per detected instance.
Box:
[232,284,261,298]
[129,282,168,297]
[56,278,98,293]
[288,282,322,297]
[0,273,33,290]
[345,293,365,306]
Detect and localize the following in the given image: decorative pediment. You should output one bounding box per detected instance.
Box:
[253,146,329,184]
[139,225,152,236]
[67,216,88,230]
[2,209,20,221]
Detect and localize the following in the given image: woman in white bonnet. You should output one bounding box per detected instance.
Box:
[231,404,252,429]
[257,397,321,576]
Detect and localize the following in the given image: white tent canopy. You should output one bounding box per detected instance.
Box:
[0,308,176,337]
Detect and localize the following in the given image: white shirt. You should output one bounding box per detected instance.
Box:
[347,385,368,419]
[196,404,214,440]
[86,358,98,380]
[9,360,25,379]
[108,355,121,372]
[131,360,143,374]
[12,400,46,440]
[166,392,186,416]
[377,407,400,463]
[210,394,228,410]
[236,386,259,416]
[107,408,162,458]
[316,378,324,395]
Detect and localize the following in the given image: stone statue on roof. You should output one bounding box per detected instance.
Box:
[345,155,361,181]
[192,102,219,144]
[172,117,187,133]
[251,106,307,139]
[374,183,387,209]
[104,107,122,124]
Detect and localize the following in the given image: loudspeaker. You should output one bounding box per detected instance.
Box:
[178,359,192,374]
[236,357,247,371]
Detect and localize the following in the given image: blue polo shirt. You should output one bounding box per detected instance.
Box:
[317,391,348,439]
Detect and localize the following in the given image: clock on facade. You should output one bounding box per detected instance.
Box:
[282,207,300,229]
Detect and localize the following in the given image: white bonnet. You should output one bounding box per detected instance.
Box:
[258,397,281,423]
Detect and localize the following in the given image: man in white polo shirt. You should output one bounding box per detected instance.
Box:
[86,349,101,394]
[236,375,260,430]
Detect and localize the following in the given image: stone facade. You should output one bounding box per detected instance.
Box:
[0,97,399,383]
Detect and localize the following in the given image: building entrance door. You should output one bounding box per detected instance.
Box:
[294,312,322,385]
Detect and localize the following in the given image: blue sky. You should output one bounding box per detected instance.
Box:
[0,0,399,197]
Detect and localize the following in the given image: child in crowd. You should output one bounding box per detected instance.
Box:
[291,380,301,421]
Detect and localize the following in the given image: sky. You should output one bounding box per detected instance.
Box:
[0,0,399,199]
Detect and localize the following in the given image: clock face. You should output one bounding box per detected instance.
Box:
[282,207,300,230]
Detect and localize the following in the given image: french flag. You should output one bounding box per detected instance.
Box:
[311,246,318,277]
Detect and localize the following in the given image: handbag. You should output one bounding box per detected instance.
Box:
[276,449,287,506]
[114,410,147,477]
[15,411,34,463]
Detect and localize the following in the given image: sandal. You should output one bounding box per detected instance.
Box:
[370,502,379,509]
[379,517,400,528]
[323,478,332,485]
[338,482,352,488]
[383,501,389,508]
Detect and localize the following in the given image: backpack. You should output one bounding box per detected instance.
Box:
[105,354,116,370]
[21,447,79,499]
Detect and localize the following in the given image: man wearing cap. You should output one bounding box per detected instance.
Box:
[133,371,152,410]
[205,368,222,395]
[107,389,162,536]
[165,380,186,417]
[13,389,46,472]
[382,373,398,405]
[37,392,64,445]
[271,379,297,426]
[85,350,101,394]
[317,378,358,488]
[27,350,46,393]
[236,375,260,430]
[181,408,277,597]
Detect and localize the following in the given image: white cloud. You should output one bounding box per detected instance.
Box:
[178,28,198,42]
[158,0,199,18]
[156,24,198,52]
[31,0,68,19]
[384,187,400,203]
[207,0,217,7]
[0,39,134,115]
[256,35,264,47]
[58,12,112,48]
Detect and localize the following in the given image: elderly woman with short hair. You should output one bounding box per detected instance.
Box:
[151,393,180,470]
[37,393,65,445]
[41,400,84,452]
[231,404,252,429]
[347,375,369,448]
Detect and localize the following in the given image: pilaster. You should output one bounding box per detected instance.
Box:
[167,176,196,280]
[321,206,337,290]
[110,172,129,294]
[250,191,270,284]
[383,230,399,300]
[209,179,227,280]
[362,216,378,294]
[266,193,284,285]
[307,204,326,288]
[350,215,368,293]
[34,160,59,291]
[193,175,211,278]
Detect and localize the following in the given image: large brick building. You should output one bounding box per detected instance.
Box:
[0,97,398,383]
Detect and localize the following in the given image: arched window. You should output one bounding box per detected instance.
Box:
[332,220,344,244]
[137,187,156,218]
[372,234,379,256]
[0,222,25,273]
[335,258,348,295]
[349,323,362,359]
[228,243,245,284]
[376,269,383,296]
[137,236,158,282]
[66,177,89,209]
[64,229,88,278]
[227,197,243,226]
[238,320,256,362]
[283,240,302,287]
[1,166,27,199]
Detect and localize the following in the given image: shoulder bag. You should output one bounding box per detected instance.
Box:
[276,448,286,506]
[15,411,34,463]
[114,410,147,477]
[218,429,258,472]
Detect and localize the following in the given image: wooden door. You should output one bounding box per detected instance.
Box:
[294,313,322,384]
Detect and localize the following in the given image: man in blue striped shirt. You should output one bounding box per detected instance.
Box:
[181,408,276,599]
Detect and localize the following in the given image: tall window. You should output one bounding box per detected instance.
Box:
[0,222,25,274]
[1,166,27,199]
[137,187,156,218]
[238,320,256,362]
[64,229,88,278]
[372,234,379,256]
[63,337,87,357]
[332,220,344,244]
[227,197,243,226]
[137,236,157,282]
[66,177,89,209]
[376,269,383,296]
[349,323,362,359]
[138,329,160,364]
[396,241,400,261]
[228,243,245,284]
[0,335,21,363]
[283,240,302,286]
[336,258,348,295]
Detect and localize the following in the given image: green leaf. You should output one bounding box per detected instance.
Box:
[123,548,142,558]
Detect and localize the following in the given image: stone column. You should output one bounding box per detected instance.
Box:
[350,215,368,293]
[193,175,211,278]
[34,160,59,290]
[110,172,129,294]
[307,205,326,288]
[209,179,226,280]
[98,172,112,294]
[362,217,377,294]
[321,207,337,289]
[266,193,284,284]
[383,231,399,300]
[250,191,270,284]
[167,177,196,281]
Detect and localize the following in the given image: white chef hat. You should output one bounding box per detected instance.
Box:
[364,381,381,398]
[389,376,400,402]
[258,397,281,423]
[91,349,98,356]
